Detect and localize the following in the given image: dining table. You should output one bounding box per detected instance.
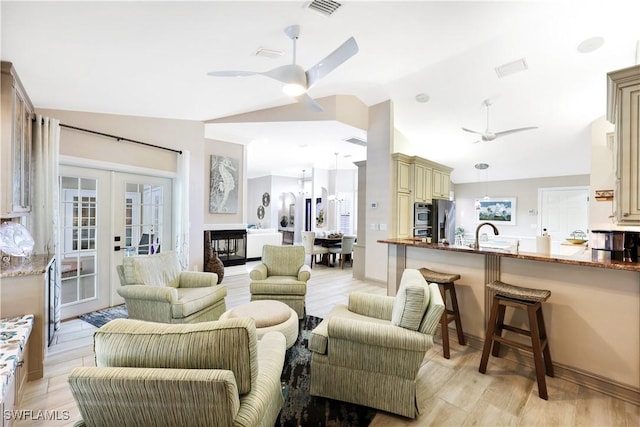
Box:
[313,236,343,266]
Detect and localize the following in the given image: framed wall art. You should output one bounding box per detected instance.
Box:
[475,197,516,225]
[209,155,239,213]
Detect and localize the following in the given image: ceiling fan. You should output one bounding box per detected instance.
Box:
[462,99,538,143]
[207,25,359,112]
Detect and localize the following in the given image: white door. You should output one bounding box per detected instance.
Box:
[59,166,111,319]
[538,186,589,239]
[111,173,172,306]
[59,166,173,318]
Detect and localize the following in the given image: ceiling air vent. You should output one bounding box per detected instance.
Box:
[344,136,366,146]
[494,58,528,78]
[307,0,342,17]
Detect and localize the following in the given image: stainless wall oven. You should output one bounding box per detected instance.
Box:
[414,203,432,237]
[414,203,431,226]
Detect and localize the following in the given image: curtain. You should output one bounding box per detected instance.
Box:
[174,150,190,269]
[30,114,61,330]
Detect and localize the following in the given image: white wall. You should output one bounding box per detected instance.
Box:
[590,115,617,230]
[453,175,590,250]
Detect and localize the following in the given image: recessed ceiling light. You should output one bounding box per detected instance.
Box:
[415,93,430,103]
[475,163,489,170]
[577,36,605,54]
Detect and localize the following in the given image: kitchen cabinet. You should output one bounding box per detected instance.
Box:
[1,62,34,217]
[396,158,411,193]
[432,169,451,199]
[392,154,412,238]
[413,162,433,202]
[392,154,453,237]
[607,64,640,224]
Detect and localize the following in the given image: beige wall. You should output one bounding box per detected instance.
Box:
[365,100,393,283]
[38,108,208,269]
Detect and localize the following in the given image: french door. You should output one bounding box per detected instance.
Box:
[59,165,172,319]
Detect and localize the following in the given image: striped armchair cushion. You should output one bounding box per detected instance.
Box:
[391,269,430,330]
[261,245,305,277]
[122,251,183,288]
[93,318,258,395]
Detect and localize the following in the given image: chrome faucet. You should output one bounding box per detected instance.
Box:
[473,222,499,250]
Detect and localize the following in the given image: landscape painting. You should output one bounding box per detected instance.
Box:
[475,197,516,225]
[209,155,239,213]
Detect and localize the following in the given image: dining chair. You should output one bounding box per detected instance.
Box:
[329,235,356,268]
[302,231,329,268]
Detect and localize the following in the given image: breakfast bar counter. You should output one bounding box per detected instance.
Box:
[378,238,640,405]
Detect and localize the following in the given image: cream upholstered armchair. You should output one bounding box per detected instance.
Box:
[68,318,287,427]
[116,251,227,324]
[249,245,311,319]
[308,268,445,419]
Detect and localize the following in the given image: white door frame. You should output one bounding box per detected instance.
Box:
[60,156,176,313]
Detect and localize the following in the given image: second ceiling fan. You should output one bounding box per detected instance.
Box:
[462,99,538,143]
[207,25,359,112]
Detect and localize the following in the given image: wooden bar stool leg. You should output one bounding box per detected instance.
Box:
[479,295,501,373]
[536,305,554,377]
[491,303,507,357]
[527,304,548,400]
[448,284,466,345]
[439,284,451,359]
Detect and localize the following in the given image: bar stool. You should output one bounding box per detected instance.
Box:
[418,267,466,359]
[479,280,554,400]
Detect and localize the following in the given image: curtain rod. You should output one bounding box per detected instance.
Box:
[46,121,182,154]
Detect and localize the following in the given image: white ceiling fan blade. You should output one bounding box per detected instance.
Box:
[262,64,306,86]
[494,126,538,138]
[295,93,324,112]
[207,70,259,77]
[462,127,484,135]
[306,37,359,89]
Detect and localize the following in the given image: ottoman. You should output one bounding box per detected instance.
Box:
[220,300,299,349]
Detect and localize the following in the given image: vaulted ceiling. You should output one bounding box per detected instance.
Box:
[2,1,639,182]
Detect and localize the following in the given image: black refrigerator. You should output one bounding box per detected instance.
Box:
[432,199,456,244]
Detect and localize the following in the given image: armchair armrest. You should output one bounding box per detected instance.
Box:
[117,285,178,303]
[178,271,218,288]
[347,292,395,320]
[327,317,430,352]
[249,264,267,280]
[297,265,311,282]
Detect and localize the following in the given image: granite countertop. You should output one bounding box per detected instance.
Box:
[377,238,640,272]
[0,254,53,278]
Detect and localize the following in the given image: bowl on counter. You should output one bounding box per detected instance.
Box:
[566,239,588,245]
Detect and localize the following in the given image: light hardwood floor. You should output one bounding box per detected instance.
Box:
[14,260,640,426]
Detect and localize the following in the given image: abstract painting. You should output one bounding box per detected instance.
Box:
[209,155,239,213]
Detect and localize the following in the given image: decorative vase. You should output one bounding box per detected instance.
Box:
[206,249,225,284]
[280,216,289,227]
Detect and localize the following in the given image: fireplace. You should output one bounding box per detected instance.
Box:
[204,229,247,267]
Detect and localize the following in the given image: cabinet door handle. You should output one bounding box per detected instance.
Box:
[623,213,629,217]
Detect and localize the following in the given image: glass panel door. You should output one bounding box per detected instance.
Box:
[112,173,172,306]
[59,166,111,319]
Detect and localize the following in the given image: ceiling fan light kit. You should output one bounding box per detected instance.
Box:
[208,24,358,113]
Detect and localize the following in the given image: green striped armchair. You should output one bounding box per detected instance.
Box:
[116,252,227,324]
[308,268,445,419]
[249,245,311,319]
[68,318,287,427]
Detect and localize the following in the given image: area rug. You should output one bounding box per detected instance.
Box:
[78,304,128,328]
[276,315,375,427]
